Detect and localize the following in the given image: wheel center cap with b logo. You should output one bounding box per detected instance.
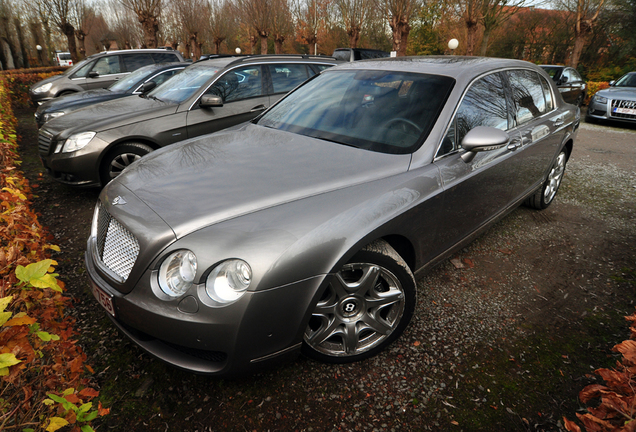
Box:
[341,297,361,317]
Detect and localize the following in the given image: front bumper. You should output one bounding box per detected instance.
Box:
[586,97,636,123]
[38,131,106,187]
[85,248,327,376]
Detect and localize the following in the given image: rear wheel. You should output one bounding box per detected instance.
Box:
[525,150,567,209]
[100,142,153,186]
[302,240,416,363]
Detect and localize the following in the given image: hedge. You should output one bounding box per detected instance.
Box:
[0,76,107,431]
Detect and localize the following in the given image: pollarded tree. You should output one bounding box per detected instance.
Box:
[104,1,143,49]
[271,0,294,53]
[43,0,79,62]
[479,0,525,55]
[236,0,272,54]
[72,0,97,58]
[335,0,370,48]
[171,0,207,59]
[120,0,162,48]
[553,0,608,67]
[376,0,420,56]
[208,0,234,54]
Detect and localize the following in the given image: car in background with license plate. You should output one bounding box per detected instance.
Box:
[586,71,636,124]
[84,56,580,376]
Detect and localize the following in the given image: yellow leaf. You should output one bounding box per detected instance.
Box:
[4,315,36,327]
[46,417,69,432]
[0,353,21,369]
[46,245,61,252]
[0,296,13,313]
[0,367,8,376]
[0,311,12,327]
[62,388,75,396]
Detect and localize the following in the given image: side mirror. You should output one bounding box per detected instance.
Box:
[460,126,510,163]
[140,81,157,93]
[200,95,223,108]
[88,71,99,78]
[609,80,615,86]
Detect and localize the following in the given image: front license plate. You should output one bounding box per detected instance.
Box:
[90,281,115,317]
[613,107,636,115]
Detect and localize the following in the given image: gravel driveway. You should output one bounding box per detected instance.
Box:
[16,109,636,432]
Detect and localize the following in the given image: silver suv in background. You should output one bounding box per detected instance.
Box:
[30,48,186,105]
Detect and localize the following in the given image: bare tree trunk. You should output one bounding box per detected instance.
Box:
[569,20,591,68]
[259,30,268,54]
[61,22,78,63]
[479,28,492,56]
[1,17,21,68]
[76,30,87,59]
[15,17,28,68]
[348,26,360,48]
[274,35,285,53]
[249,35,258,54]
[139,12,159,48]
[465,19,478,55]
[389,16,410,56]
[213,37,225,54]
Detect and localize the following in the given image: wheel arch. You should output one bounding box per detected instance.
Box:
[98,138,160,185]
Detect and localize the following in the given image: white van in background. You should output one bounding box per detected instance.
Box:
[54,52,73,67]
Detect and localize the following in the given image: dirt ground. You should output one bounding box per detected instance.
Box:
[14,107,636,432]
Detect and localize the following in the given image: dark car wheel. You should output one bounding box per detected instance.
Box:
[101,142,153,186]
[302,240,416,363]
[525,150,567,210]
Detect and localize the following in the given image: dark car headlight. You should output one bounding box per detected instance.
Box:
[205,260,251,304]
[592,94,608,104]
[56,131,96,153]
[43,111,65,122]
[158,250,198,297]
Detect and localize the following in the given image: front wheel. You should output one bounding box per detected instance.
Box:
[525,150,567,209]
[302,240,416,363]
[100,142,153,186]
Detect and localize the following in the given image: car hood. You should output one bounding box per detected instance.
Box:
[42,96,177,136]
[31,74,63,90]
[36,89,120,113]
[112,123,413,239]
[597,87,636,100]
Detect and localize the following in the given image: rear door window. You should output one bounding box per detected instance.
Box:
[506,70,547,126]
[92,55,122,75]
[153,52,181,63]
[123,54,155,72]
[267,64,311,94]
[207,66,264,102]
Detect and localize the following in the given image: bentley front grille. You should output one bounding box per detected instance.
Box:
[96,205,139,281]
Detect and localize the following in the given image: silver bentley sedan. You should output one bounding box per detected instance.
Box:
[85,56,580,376]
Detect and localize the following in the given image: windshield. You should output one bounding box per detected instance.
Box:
[148,64,220,103]
[63,58,90,76]
[615,73,636,87]
[540,66,562,80]
[108,65,158,92]
[257,70,455,154]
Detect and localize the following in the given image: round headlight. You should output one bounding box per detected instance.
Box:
[205,260,251,304]
[158,250,198,297]
[60,131,96,153]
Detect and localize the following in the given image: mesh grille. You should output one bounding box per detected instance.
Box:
[38,130,54,156]
[611,99,636,120]
[96,206,139,281]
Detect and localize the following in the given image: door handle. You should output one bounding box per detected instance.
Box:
[553,118,564,127]
[507,140,522,151]
[251,105,266,112]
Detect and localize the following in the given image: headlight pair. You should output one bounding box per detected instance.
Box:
[157,250,251,305]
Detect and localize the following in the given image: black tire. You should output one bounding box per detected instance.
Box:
[100,142,153,186]
[302,240,416,363]
[58,91,76,97]
[524,150,567,210]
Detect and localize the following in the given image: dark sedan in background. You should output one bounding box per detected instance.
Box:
[586,71,636,124]
[541,65,587,106]
[86,56,579,376]
[35,62,187,128]
[37,54,340,187]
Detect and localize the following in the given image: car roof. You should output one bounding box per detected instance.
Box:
[87,48,180,58]
[198,54,341,68]
[331,56,540,81]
